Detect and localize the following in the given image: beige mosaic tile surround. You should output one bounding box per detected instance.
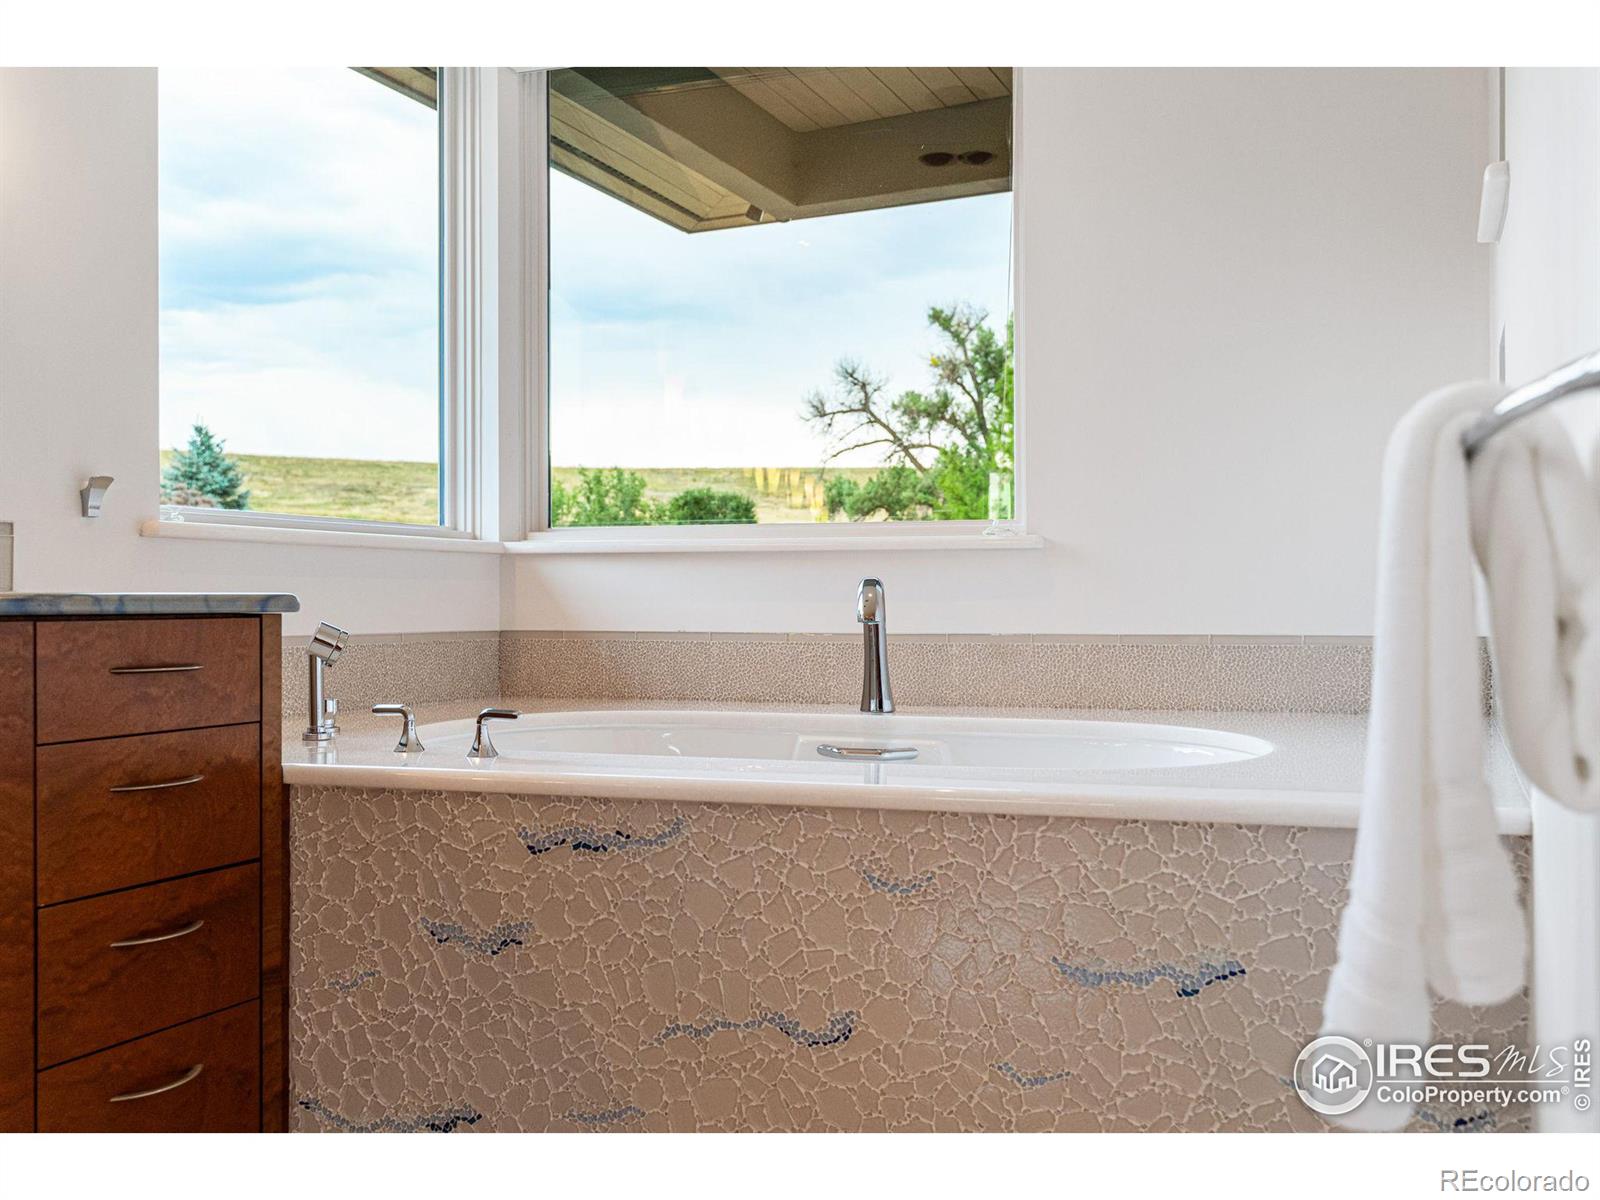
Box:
[285,631,1381,714]
[498,632,1379,711]
[275,631,1506,717]
[290,788,1527,1133]
[281,632,500,720]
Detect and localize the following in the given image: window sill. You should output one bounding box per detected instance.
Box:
[138,517,502,554]
[139,517,1045,557]
[503,529,1046,555]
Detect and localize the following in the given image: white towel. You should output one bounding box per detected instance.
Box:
[1470,410,1600,813]
[1320,382,1528,1132]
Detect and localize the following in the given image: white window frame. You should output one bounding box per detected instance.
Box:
[151,66,489,543]
[510,67,1038,555]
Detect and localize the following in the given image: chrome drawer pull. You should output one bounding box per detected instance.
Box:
[817,744,919,762]
[108,1064,204,1103]
[109,919,204,949]
[109,773,205,794]
[109,664,204,675]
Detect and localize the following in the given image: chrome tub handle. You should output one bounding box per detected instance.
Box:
[109,774,205,794]
[470,707,521,759]
[372,702,424,753]
[108,1064,204,1103]
[109,664,204,675]
[817,744,919,762]
[109,919,205,949]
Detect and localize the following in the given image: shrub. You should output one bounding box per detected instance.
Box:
[663,487,756,525]
[555,467,661,526]
[837,464,940,521]
[823,476,860,519]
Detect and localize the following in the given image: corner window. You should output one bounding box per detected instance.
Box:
[158,68,443,527]
[546,68,1014,529]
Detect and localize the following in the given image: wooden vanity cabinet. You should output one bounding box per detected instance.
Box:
[0,613,287,1132]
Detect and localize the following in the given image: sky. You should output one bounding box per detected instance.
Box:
[159,68,440,462]
[159,69,1012,467]
[550,177,1011,467]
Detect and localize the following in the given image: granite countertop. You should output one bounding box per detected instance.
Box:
[0,592,300,616]
[283,696,1532,834]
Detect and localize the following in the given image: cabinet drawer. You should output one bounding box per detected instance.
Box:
[38,1002,260,1132]
[36,618,260,743]
[38,864,260,1066]
[37,724,261,905]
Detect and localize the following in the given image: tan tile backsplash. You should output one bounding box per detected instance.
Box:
[281,632,500,720]
[498,632,1377,713]
[278,630,1401,715]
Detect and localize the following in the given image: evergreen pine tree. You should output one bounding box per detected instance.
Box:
[161,422,251,510]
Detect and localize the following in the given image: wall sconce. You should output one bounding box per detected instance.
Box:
[79,475,114,518]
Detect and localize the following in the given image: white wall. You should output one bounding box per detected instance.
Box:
[1499,68,1600,455]
[505,68,1497,635]
[0,69,501,637]
[1496,70,1600,1135]
[1,69,1495,638]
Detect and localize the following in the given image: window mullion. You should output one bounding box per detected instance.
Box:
[440,67,490,537]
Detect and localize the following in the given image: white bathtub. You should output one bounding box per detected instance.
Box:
[283,702,1530,832]
[423,709,1273,771]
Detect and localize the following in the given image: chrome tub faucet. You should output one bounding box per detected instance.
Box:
[302,621,349,743]
[858,578,893,714]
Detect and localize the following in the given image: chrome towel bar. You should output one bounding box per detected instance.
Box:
[1463,346,1600,457]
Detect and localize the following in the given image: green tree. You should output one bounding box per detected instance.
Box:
[161,423,251,509]
[663,488,756,525]
[822,476,860,519]
[823,465,939,521]
[802,304,1013,521]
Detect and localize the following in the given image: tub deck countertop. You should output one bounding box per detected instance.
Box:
[282,698,1531,835]
[0,591,300,615]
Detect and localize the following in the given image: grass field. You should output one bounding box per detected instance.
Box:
[161,453,882,525]
[550,465,881,524]
[162,451,441,525]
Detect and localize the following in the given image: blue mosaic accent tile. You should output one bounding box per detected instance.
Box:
[298,1097,481,1133]
[856,855,937,897]
[992,1061,1070,1090]
[419,917,530,958]
[1417,1107,1498,1133]
[1049,952,1246,998]
[518,815,687,858]
[657,1010,859,1048]
[564,1105,645,1127]
[327,968,380,994]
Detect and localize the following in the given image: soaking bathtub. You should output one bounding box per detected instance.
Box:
[282,700,1543,1133]
[282,702,1531,831]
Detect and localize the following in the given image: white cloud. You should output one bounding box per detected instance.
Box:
[158,68,437,459]
[158,67,1012,469]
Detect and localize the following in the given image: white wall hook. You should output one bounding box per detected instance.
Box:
[1477,160,1510,244]
[79,475,114,517]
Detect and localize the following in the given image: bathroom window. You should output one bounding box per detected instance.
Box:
[545,68,1015,530]
[158,68,445,528]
